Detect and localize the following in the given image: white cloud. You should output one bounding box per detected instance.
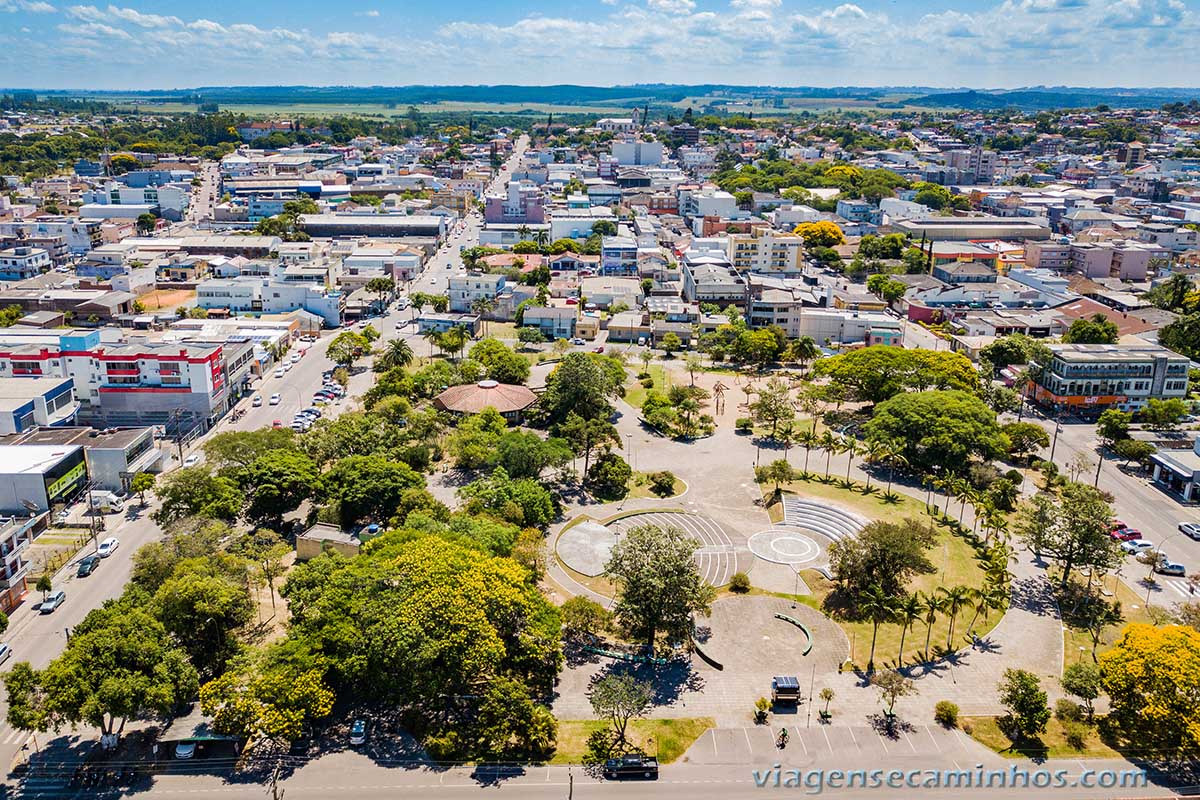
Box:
[0,0,56,11]
[8,0,1200,88]
[647,0,694,13]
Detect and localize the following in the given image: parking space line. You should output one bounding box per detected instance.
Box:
[924,725,942,753]
[877,729,889,754]
[743,727,753,755]
[711,728,719,758]
[793,726,807,756]
[847,725,861,751]
[821,725,832,754]
[902,730,917,753]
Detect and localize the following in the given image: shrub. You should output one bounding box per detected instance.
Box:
[561,596,611,640]
[1063,721,1087,750]
[648,470,676,497]
[1054,698,1084,723]
[934,700,959,728]
[636,371,651,380]
[735,417,753,432]
[639,377,654,388]
[424,731,463,762]
[729,572,751,593]
[961,721,973,735]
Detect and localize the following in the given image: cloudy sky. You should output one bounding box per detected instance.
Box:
[0,0,1195,90]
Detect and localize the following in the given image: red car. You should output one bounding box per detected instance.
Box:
[272,419,283,429]
[1110,520,1127,532]
[1112,528,1142,542]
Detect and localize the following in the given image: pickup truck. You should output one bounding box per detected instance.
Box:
[603,754,658,780]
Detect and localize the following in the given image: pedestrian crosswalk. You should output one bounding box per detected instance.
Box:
[1,724,30,745]
[1161,578,1195,598]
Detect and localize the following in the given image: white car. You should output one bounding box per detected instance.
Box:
[97,537,120,558]
[290,352,302,363]
[274,367,285,379]
[183,454,200,467]
[1180,522,1200,540]
[1121,539,1154,555]
[252,395,263,407]
[269,393,281,405]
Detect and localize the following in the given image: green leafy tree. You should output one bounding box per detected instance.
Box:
[375,339,415,372]
[517,326,546,348]
[812,347,980,405]
[827,519,938,599]
[470,338,531,384]
[1159,313,1200,360]
[560,596,611,640]
[152,467,242,525]
[1013,483,1119,590]
[1062,314,1120,345]
[1061,662,1101,720]
[459,466,558,528]
[241,450,320,525]
[1096,408,1132,444]
[863,390,1006,474]
[589,674,653,745]
[203,428,296,472]
[129,472,156,506]
[1112,438,1156,466]
[320,455,424,524]
[1140,397,1189,430]
[4,596,197,747]
[1001,421,1050,461]
[749,377,795,439]
[586,451,632,498]
[998,668,1051,742]
[872,669,918,719]
[496,431,572,479]
[604,524,717,647]
[326,330,371,368]
[155,557,255,678]
[535,352,622,425]
[659,332,682,356]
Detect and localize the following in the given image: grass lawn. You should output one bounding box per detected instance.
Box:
[963,716,1123,760]
[1061,573,1158,664]
[626,471,685,499]
[766,477,1000,671]
[484,321,520,340]
[768,472,930,523]
[624,364,670,409]
[551,718,714,764]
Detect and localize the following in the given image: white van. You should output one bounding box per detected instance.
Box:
[87,491,124,514]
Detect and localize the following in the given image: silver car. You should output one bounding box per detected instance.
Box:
[1179,522,1200,541]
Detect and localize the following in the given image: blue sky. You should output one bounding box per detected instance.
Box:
[0,0,1196,90]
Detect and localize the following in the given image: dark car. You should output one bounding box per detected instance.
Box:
[76,555,101,577]
[603,754,658,780]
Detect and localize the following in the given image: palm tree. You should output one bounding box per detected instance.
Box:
[958,484,978,526]
[797,429,818,477]
[940,586,971,651]
[789,336,819,373]
[879,441,908,498]
[819,430,840,480]
[534,229,549,247]
[921,592,945,663]
[859,584,895,673]
[471,297,496,336]
[778,421,795,464]
[895,594,923,667]
[423,329,441,361]
[842,436,860,484]
[376,339,414,372]
[516,224,532,240]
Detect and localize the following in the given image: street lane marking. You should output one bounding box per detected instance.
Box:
[793,726,807,756]
[742,727,753,756]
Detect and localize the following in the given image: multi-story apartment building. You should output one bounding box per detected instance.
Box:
[484,181,545,225]
[0,246,51,280]
[1068,241,1158,281]
[449,272,506,313]
[681,252,747,308]
[944,147,999,182]
[1031,343,1191,414]
[0,217,103,254]
[600,236,639,276]
[726,229,805,277]
[196,277,346,327]
[1023,240,1072,271]
[0,515,40,612]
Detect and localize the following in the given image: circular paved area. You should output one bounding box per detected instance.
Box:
[607,511,739,587]
[747,529,823,566]
[556,520,618,577]
[696,595,848,677]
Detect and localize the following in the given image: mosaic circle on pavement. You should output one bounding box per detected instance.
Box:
[748,529,822,566]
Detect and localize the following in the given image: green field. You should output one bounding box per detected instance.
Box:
[108,99,634,118]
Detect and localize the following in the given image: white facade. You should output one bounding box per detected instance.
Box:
[611,140,664,166]
[449,272,506,313]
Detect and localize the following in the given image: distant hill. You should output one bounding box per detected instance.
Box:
[911,88,1200,110]
[18,84,1200,111]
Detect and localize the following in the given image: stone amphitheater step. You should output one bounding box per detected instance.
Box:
[781,499,868,528]
[780,500,867,542]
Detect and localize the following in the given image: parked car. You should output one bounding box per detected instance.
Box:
[0,643,11,667]
[97,537,120,557]
[1110,520,1127,532]
[1179,522,1200,540]
[349,719,367,746]
[1112,528,1142,541]
[603,754,658,780]
[270,394,281,405]
[1121,540,1154,555]
[274,367,285,379]
[40,591,66,613]
[1155,561,1187,577]
[272,419,283,429]
[174,742,196,760]
[570,337,585,345]
[183,454,200,468]
[593,346,605,353]
[252,395,263,407]
[76,554,101,577]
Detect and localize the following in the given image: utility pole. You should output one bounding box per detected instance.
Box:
[1048,410,1062,463]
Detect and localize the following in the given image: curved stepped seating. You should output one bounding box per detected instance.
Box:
[779,499,867,542]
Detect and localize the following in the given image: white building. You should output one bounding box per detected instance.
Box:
[195,277,346,327]
[611,140,664,167]
[448,272,506,313]
[341,247,423,284]
[0,247,50,281]
[596,118,637,134]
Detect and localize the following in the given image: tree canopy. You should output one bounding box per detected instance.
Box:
[812,347,981,405]
[863,390,1006,473]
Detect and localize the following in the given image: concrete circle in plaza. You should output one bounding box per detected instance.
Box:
[748,529,822,566]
